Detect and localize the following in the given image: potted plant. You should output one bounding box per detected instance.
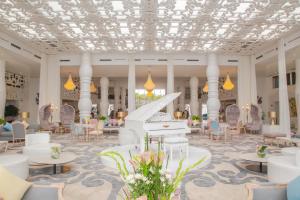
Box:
[98,115,107,127]
[0,118,5,126]
[191,115,201,126]
[98,134,206,200]
[256,145,267,158]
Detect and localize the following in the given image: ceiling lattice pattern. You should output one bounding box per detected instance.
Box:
[0,0,300,55]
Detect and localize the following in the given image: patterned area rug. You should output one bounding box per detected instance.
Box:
[27,133,271,200]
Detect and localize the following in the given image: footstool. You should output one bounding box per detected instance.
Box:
[163,137,189,161]
[0,154,29,179]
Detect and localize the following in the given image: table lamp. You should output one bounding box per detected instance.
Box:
[21,112,30,129]
[174,111,182,120]
[269,111,277,125]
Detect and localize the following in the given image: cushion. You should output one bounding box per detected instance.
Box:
[22,185,62,200]
[3,123,12,131]
[287,176,300,200]
[246,183,287,200]
[0,165,32,200]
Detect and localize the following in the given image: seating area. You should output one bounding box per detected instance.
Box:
[1,1,300,200]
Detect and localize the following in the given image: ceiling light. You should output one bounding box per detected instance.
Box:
[223,73,234,90]
[203,81,208,93]
[144,72,156,97]
[90,81,97,93]
[64,74,76,91]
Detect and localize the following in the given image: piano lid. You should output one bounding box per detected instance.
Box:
[125,92,181,122]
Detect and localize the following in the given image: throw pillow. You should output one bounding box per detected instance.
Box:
[3,122,12,131]
[0,165,32,200]
[287,176,300,200]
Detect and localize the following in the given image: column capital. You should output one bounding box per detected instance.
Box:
[100,76,109,86]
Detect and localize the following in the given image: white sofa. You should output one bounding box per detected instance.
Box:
[23,133,61,161]
[0,154,29,179]
[268,154,300,184]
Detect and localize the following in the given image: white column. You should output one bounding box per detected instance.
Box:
[206,53,220,121]
[114,85,120,111]
[121,87,127,111]
[47,56,61,122]
[39,54,48,109]
[0,60,6,118]
[78,53,92,121]
[167,63,174,114]
[100,77,109,117]
[296,59,300,134]
[128,62,136,112]
[250,55,257,105]
[190,76,199,116]
[238,56,251,123]
[179,85,185,111]
[278,39,291,136]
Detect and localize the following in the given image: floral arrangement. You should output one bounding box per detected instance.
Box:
[51,146,61,159]
[99,135,205,200]
[256,145,267,158]
[98,115,107,121]
[191,115,200,121]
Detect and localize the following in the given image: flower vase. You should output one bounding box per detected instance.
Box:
[51,147,61,159]
[257,151,266,158]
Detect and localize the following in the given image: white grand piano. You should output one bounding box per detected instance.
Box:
[119,92,191,151]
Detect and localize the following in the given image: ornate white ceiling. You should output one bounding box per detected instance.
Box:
[0,0,300,55]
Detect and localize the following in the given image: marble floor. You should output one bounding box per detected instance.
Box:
[24,133,274,200]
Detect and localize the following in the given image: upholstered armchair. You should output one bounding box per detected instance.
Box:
[246,105,262,134]
[225,104,240,137]
[60,104,75,130]
[39,104,57,132]
[225,104,240,128]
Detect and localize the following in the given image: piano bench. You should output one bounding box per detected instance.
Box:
[163,137,189,161]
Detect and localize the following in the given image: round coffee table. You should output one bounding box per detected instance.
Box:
[30,152,76,174]
[240,153,268,173]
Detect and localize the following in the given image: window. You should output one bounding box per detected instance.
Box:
[292,72,296,85]
[135,89,166,108]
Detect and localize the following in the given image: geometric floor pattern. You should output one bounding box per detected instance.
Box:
[26,133,275,200]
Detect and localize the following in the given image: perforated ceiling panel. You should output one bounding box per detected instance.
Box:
[0,0,299,55]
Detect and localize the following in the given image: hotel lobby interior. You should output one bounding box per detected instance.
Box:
[1,0,300,200]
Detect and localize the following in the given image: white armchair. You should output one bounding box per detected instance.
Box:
[268,153,300,184]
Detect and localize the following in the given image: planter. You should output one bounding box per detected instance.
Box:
[192,120,200,127]
[257,151,266,158]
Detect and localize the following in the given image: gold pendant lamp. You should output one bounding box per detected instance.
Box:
[223,73,234,90]
[144,72,155,97]
[64,74,76,91]
[203,81,208,93]
[90,81,97,93]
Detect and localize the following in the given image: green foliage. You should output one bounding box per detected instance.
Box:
[191,115,201,121]
[98,115,107,121]
[4,105,19,117]
[0,118,5,125]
